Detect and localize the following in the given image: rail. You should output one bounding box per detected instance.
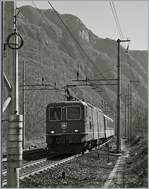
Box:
[2,137,114,187]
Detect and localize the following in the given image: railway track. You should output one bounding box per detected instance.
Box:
[2,147,48,162]
[2,138,113,187]
[2,147,48,171]
[2,154,82,187]
[2,158,47,182]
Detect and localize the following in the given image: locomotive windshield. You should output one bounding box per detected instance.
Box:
[67,106,81,120]
[49,107,61,121]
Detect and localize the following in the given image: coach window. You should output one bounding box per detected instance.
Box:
[67,106,81,120]
[49,107,61,121]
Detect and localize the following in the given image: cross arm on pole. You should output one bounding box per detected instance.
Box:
[117,39,131,43]
[3,97,11,112]
[130,80,139,83]
[3,72,12,91]
[72,78,118,82]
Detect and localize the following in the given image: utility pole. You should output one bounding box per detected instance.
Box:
[129,80,139,141]
[127,83,131,142]
[129,82,133,141]
[3,1,23,187]
[116,39,130,152]
[124,95,127,138]
[22,61,25,149]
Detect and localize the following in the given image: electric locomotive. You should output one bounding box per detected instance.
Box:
[46,100,114,154]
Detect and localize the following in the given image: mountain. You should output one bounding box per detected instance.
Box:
[2,6,148,149]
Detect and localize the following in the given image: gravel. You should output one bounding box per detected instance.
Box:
[20,148,118,188]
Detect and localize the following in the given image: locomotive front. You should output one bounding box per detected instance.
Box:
[46,101,86,154]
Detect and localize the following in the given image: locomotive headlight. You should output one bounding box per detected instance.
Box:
[50,130,55,134]
[74,129,79,133]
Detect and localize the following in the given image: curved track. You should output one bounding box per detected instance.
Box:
[2,154,82,187]
[2,137,113,187]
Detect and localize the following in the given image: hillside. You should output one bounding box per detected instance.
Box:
[2,6,148,147]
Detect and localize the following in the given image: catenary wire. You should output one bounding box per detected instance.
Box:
[18,1,121,81]
[109,0,123,39]
[47,1,114,80]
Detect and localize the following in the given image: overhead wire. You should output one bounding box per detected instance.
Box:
[32,0,84,85]
[109,0,133,98]
[18,1,125,96]
[111,0,124,39]
[47,1,111,80]
[109,0,124,39]
[18,0,119,82]
[18,1,123,117]
[109,0,130,50]
[16,1,59,92]
[32,1,60,86]
[26,1,61,87]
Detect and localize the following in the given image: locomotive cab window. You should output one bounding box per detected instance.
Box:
[67,106,81,120]
[49,107,61,121]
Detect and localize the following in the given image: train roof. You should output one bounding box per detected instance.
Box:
[47,100,114,121]
[47,100,102,111]
[47,100,86,105]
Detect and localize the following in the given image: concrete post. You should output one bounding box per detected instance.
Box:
[7,114,23,187]
[3,1,23,187]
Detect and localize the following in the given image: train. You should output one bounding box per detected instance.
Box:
[46,100,115,154]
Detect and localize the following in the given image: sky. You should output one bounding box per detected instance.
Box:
[17,0,148,50]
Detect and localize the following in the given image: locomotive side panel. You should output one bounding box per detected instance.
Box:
[96,110,100,141]
[85,105,106,141]
[104,115,115,138]
[98,111,105,138]
[93,107,98,139]
[84,105,94,141]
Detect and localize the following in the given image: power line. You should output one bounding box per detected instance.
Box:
[111,0,124,39]
[109,0,124,39]
[64,83,117,88]
[109,0,130,51]
[109,0,121,38]
[47,1,109,80]
[72,78,118,82]
[21,1,116,81]
[19,1,120,82]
